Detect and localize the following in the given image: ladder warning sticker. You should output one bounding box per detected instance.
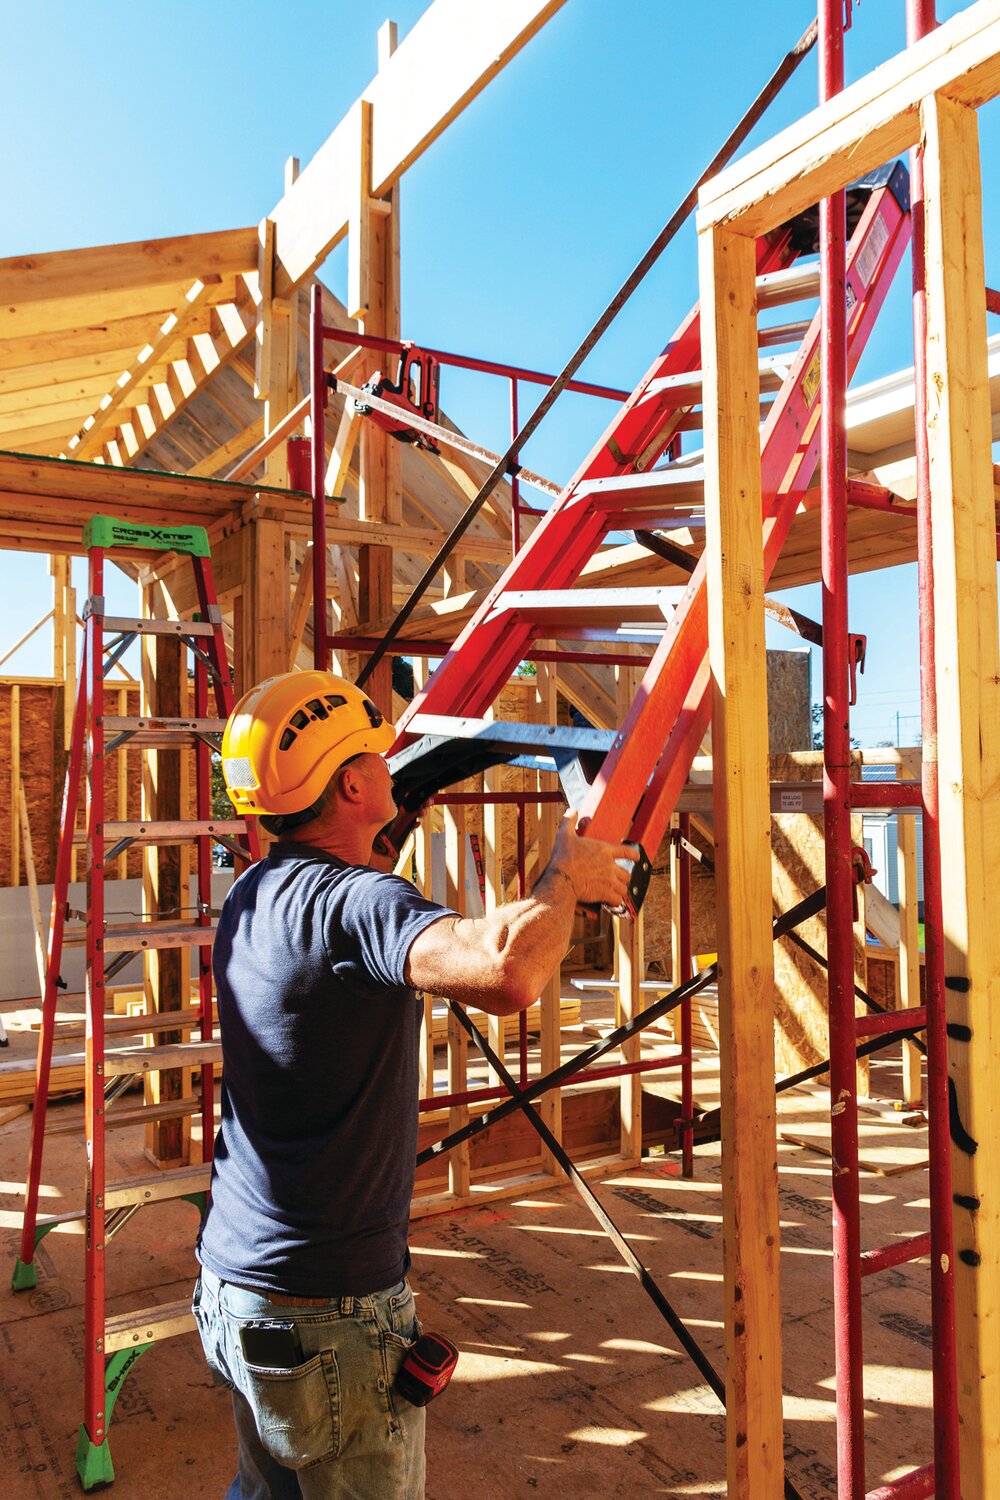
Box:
[779,790,804,812]
[802,351,821,408]
[855,214,889,290]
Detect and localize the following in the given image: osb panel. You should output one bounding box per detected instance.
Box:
[766,649,811,753]
[1,683,143,888]
[771,750,867,1087]
[643,824,717,976]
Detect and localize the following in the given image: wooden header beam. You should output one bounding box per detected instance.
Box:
[268,0,567,298]
[697,0,1000,238]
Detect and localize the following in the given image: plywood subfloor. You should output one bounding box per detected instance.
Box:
[0,1070,934,1500]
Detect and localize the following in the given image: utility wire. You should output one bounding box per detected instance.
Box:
[355,18,818,689]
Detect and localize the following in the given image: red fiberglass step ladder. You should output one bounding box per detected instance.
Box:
[387,161,911,889]
[12,516,258,1490]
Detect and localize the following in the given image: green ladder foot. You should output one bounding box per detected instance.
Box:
[11,1257,37,1292]
[76,1425,115,1490]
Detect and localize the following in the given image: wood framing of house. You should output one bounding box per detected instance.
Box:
[5,3,1000,1492]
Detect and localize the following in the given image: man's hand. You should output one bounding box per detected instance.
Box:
[540,809,637,909]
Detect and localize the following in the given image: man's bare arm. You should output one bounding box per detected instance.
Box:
[404,812,635,1016]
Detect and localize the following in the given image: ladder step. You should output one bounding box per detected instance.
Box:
[102,716,228,749]
[755,261,821,307]
[104,1299,196,1353]
[487,587,685,627]
[101,819,245,843]
[642,351,793,402]
[574,464,706,511]
[105,1162,212,1210]
[102,616,217,638]
[758,319,813,348]
[63,919,218,952]
[22,1038,222,1079]
[103,1038,222,1077]
[31,1165,211,1231]
[46,1094,210,1138]
[390,716,614,806]
[45,1005,215,1043]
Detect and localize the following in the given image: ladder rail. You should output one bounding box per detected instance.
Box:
[83,548,109,1453]
[193,648,216,1158]
[17,641,90,1269]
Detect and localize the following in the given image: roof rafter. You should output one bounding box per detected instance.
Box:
[67,277,221,459]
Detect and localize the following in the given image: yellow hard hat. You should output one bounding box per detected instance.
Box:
[221,670,395,825]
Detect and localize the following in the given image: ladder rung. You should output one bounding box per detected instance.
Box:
[46,1094,211,1138]
[758,319,813,347]
[44,1005,215,1042]
[643,352,793,401]
[103,1038,222,1077]
[755,261,821,307]
[102,919,218,953]
[102,617,217,638]
[488,587,685,626]
[105,1162,212,1210]
[104,1299,196,1353]
[574,464,706,509]
[100,819,245,843]
[102,715,228,750]
[29,1165,211,1232]
[405,714,615,755]
[61,920,218,952]
[34,1207,87,1230]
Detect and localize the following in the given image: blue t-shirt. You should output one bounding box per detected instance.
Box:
[197,840,453,1297]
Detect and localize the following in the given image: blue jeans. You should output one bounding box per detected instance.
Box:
[193,1267,426,1499]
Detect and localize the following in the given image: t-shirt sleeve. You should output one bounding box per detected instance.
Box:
[332,870,457,989]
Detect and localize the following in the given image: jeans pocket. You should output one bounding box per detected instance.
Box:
[384,1283,420,1349]
[240,1350,341,1470]
[193,1276,233,1389]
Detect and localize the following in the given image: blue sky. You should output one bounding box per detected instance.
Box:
[2,0,997,745]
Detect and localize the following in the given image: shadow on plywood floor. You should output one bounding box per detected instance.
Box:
[0,1073,933,1499]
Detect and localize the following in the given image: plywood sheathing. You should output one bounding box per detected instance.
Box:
[0,681,143,886]
[770,752,867,1089]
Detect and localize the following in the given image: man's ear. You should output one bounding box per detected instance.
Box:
[336,763,363,802]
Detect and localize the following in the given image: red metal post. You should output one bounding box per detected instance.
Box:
[818,5,864,1494]
[83,548,107,1450]
[310,283,329,670]
[678,815,694,1177]
[906,2,959,1494]
[510,379,521,559]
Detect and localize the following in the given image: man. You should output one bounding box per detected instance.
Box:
[193,669,634,1500]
